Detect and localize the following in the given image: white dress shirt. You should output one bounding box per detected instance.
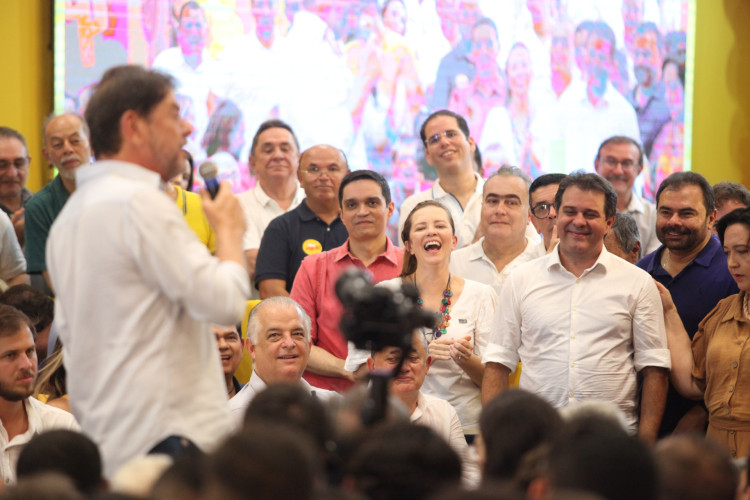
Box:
[239,183,306,251]
[0,211,25,284]
[397,173,484,249]
[450,237,541,296]
[0,397,79,485]
[47,161,250,478]
[483,246,670,431]
[227,370,335,429]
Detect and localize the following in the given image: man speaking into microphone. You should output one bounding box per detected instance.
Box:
[46,65,250,478]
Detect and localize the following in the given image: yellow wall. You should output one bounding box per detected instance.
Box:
[0,0,747,191]
[692,0,750,186]
[0,0,53,191]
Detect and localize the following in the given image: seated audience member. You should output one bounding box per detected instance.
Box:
[238,120,305,296]
[0,305,78,484]
[165,150,215,252]
[594,136,660,254]
[255,144,350,298]
[25,113,92,293]
[450,167,541,296]
[603,212,641,264]
[33,345,69,412]
[227,296,332,426]
[654,434,738,500]
[203,422,318,500]
[0,206,27,291]
[528,415,658,500]
[213,324,243,399]
[291,170,403,392]
[150,450,205,500]
[0,127,33,247]
[0,284,54,364]
[658,207,750,458]
[16,429,103,495]
[4,473,84,500]
[346,422,462,500]
[713,180,750,223]
[398,110,485,248]
[527,173,567,255]
[368,332,479,486]
[479,389,562,483]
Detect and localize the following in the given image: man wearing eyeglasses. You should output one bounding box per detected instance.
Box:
[528,173,567,256]
[255,144,350,298]
[594,135,660,254]
[0,128,33,248]
[398,110,483,248]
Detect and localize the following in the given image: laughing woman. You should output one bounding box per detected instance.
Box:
[392,200,497,439]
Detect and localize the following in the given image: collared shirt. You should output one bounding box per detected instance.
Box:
[450,237,541,296]
[623,193,660,255]
[637,235,738,434]
[255,199,348,292]
[627,82,671,156]
[692,292,750,458]
[553,81,641,173]
[290,238,404,392]
[412,392,480,487]
[0,397,78,485]
[25,175,69,273]
[398,173,484,249]
[47,161,249,478]
[485,246,671,431]
[0,207,25,284]
[238,183,306,251]
[227,370,334,429]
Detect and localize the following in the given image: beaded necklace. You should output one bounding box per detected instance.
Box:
[416,274,453,338]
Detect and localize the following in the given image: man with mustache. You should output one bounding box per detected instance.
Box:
[0,304,77,484]
[637,171,738,437]
[594,135,659,254]
[25,113,92,293]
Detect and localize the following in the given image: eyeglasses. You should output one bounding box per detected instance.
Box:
[425,129,461,146]
[0,158,29,172]
[531,202,553,219]
[301,165,345,177]
[600,156,638,171]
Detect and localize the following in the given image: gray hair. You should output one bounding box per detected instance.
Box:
[42,112,90,146]
[610,213,641,258]
[247,297,311,344]
[485,165,533,194]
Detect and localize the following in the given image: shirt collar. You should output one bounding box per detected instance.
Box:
[433,172,484,199]
[625,193,646,214]
[547,243,610,274]
[76,160,162,189]
[332,237,401,266]
[717,291,748,325]
[254,182,304,208]
[411,391,428,421]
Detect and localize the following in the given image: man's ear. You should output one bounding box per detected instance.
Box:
[245,338,256,361]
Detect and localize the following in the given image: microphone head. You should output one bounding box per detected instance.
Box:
[198,161,219,181]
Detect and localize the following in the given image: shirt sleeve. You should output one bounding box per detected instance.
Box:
[632,276,672,371]
[0,212,26,280]
[482,276,522,371]
[290,256,319,345]
[254,218,292,285]
[472,283,498,358]
[24,198,51,273]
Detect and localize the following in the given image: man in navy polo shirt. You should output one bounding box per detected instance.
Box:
[637,171,738,437]
[255,144,349,298]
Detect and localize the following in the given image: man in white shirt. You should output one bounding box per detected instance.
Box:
[398,110,484,248]
[238,120,305,295]
[594,135,659,254]
[0,305,78,485]
[368,331,479,486]
[451,166,540,296]
[228,296,331,427]
[47,65,250,478]
[481,173,670,444]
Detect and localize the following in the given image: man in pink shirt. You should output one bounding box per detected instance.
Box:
[291,170,404,392]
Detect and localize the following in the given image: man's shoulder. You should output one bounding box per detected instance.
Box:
[27,397,79,431]
[26,178,66,213]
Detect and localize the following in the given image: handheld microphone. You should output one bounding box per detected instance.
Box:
[198,161,220,199]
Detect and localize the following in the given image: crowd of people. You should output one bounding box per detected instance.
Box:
[0,28,747,500]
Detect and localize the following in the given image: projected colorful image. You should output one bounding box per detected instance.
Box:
[58,0,692,206]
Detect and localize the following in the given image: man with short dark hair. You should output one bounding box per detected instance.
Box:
[399,110,483,248]
[637,171,738,437]
[528,173,566,255]
[713,180,750,222]
[255,144,349,298]
[47,65,250,478]
[213,324,243,400]
[0,127,33,247]
[0,285,54,365]
[594,135,659,254]
[237,120,305,296]
[292,170,404,392]
[604,213,641,264]
[0,304,78,484]
[483,173,670,443]
[25,113,92,293]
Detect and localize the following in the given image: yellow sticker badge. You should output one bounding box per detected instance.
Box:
[302,239,323,255]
